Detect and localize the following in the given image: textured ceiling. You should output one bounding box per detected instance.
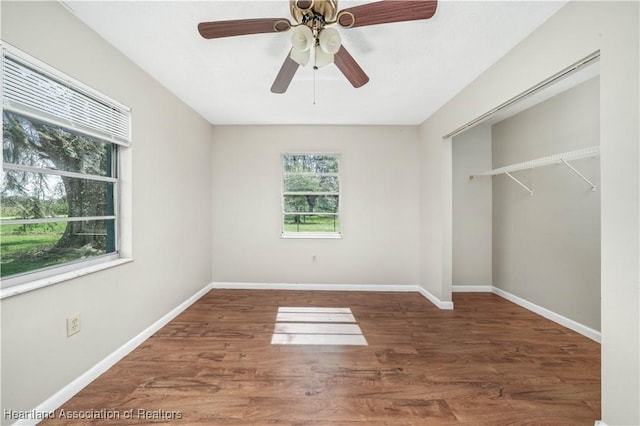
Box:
[63,1,567,125]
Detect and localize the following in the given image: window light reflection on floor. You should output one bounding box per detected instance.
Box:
[271,307,368,346]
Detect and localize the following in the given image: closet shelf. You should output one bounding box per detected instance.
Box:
[470,145,600,195]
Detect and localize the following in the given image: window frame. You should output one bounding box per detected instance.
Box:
[0,42,132,295]
[281,152,342,239]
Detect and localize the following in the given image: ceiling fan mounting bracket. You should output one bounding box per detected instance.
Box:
[290,0,337,27]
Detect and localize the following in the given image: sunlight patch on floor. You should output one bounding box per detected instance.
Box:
[271,307,368,346]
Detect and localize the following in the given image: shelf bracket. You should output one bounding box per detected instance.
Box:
[505,172,533,196]
[560,158,596,191]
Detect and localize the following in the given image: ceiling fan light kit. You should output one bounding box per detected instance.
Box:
[197,0,438,93]
[291,25,314,52]
[319,28,341,55]
[290,25,341,68]
[290,46,311,66]
[313,46,335,68]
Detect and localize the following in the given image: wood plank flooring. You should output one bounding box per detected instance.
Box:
[43,291,600,425]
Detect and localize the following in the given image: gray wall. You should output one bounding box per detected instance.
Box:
[452,125,492,287]
[492,78,600,331]
[211,125,420,285]
[1,1,213,413]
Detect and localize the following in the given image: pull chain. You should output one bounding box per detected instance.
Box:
[313,65,316,105]
[312,25,319,105]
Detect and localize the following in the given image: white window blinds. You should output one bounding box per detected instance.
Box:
[1,43,131,146]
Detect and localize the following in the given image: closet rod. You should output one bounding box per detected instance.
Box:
[444,52,600,139]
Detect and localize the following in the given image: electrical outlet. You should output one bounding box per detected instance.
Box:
[67,314,81,337]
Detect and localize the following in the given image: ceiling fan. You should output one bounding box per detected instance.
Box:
[198,0,438,94]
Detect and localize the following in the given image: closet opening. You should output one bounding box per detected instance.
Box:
[448,54,601,342]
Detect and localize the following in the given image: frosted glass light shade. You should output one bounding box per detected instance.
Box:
[291,26,314,52]
[319,28,341,55]
[314,47,334,68]
[290,48,311,66]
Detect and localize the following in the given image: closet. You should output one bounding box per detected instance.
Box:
[452,59,601,336]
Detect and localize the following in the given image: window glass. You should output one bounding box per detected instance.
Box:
[2,170,115,219]
[283,155,339,173]
[1,111,117,280]
[3,112,113,177]
[1,219,116,278]
[282,154,340,237]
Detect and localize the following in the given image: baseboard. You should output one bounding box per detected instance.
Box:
[452,285,493,292]
[416,286,454,310]
[15,283,215,426]
[492,287,601,343]
[211,282,417,293]
[211,282,454,310]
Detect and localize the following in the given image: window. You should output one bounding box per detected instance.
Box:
[282,153,340,238]
[1,43,131,289]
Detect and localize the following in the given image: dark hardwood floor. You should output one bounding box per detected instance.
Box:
[44,290,601,425]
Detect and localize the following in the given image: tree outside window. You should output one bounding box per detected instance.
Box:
[1,111,117,278]
[282,154,340,237]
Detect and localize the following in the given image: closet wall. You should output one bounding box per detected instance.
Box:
[452,125,492,288]
[453,76,600,332]
[492,77,601,331]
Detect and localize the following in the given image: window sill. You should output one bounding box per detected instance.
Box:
[0,258,133,300]
[281,232,342,239]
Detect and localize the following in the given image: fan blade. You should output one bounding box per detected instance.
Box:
[337,1,437,28]
[198,18,291,39]
[271,52,300,94]
[334,46,369,88]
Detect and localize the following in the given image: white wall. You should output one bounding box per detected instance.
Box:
[211,125,420,286]
[452,125,492,287]
[418,2,639,423]
[1,1,213,413]
[492,77,600,331]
